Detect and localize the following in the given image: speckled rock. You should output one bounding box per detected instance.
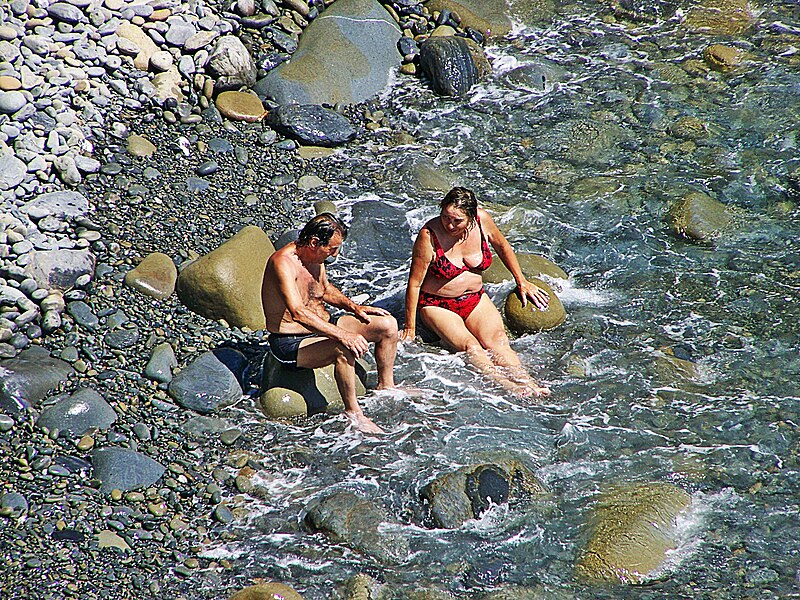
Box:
[665,191,733,242]
[24,249,95,291]
[483,254,568,285]
[684,0,753,35]
[208,35,257,91]
[503,278,566,333]
[419,35,491,96]
[175,225,274,330]
[255,0,402,105]
[576,482,691,584]
[124,252,177,300]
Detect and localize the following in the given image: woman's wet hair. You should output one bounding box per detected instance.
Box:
[296,212,348,247]
[441,187,479,224]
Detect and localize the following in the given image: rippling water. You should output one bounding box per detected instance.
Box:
[207,2,800,597]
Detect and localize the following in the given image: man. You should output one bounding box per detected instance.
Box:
[261,213,398,434]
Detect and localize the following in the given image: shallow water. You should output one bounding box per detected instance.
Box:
[207,2,800,597]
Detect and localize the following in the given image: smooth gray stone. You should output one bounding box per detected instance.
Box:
[0,154,26,190]
[0,492,28,516]
[266,104,356,147]
[0,346,74,414]
[47,2,85,23]
[66,300,98,330]
[92,447,166,493]
[104,327,139,349]
[182,415,230,438]
[346,199,411,262]
[0,414,15,431]
[144,342,177,384]
[36,387,117,437]
[167,349,244,414]
[24,248,95,290]
[0,91,27,114]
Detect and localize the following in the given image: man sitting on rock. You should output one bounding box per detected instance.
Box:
[261,213,398,434]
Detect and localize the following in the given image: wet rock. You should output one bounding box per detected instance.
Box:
[665,191,733,242]
[36,387,117,437]
[183,415,231,438]
[215,91,266,122]
[104,327,140,349]
[208,35,257,91]
[175,225,274,329]
[305,491,410,563]
[0,346,74,415]
[427,0,512,37]
[502,58,564,92]
[421,460,546,528]
[483,253,568,285]
[346,200,412,264]
[683,0,754,36]
[575,482,691,584]
[503,279,566,333]
[266,104,357,147]
[228,583,304,600]
[260,353,359,416]
[168,349,244,414]
[124,252,177,300]
[419,35,491,96]
[144,342,177,384]
[398,155,458,192]
[703,44,742,71]
[92,447,166,494]
[255,0,402,105]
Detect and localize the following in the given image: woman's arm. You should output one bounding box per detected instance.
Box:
[481,209,550,310]
[400,228,434,341]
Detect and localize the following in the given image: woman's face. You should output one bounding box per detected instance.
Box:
[439,205,471,236]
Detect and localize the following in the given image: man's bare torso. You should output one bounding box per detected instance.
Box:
[262,243,331,334]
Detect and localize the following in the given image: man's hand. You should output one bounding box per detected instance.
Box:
[353,304,390,323]
[340,330,370,357]
[517,279,550,310]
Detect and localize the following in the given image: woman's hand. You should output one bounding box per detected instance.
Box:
[399,328,416,342]
[518,279,550,310]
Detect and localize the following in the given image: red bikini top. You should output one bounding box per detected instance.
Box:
[426,215,493,280]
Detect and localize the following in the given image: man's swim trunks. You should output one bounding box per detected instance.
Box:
[418,288,486,321]
[268,332,314,369]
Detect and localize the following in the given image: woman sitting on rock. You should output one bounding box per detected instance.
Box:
[400,187,551,398]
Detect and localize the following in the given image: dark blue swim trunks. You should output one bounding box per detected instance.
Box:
[268,332,314,369]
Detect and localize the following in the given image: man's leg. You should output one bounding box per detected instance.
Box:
[337,314,398,389]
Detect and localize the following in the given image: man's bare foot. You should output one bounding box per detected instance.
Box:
[345,411,385,434]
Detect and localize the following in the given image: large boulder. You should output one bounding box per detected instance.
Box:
[503,279,566,333]
[266,104,357,147]
[418,35,491,97]
[175,226,274,329]
[36,388,116,437]
[304,491,410,563]
[255,0,402,106]
[420,459,547,528]
[483,253,567,285]
[259,353,363,417]
[228,583,304,600]
[0,346,74,415]
[576,482,691,584]
[665,191,733,243]
[208,35,257,91]
[124,252,177,300]
[426,0,512,37]
[168,349,245,414]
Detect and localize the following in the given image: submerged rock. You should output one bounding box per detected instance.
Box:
[305,491,410,563]
[665,191,733,242]
[228,582,304,600]
[266,104,357,147]
[503,278,566,333]
[576,482,691,584]
[683,0,754,35]
[255,0,402,105]
[419,35,491,96]
[176,225,274,330]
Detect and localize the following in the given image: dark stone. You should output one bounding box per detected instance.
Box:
[465,465,509,517]
[66,301,99,331]
[54,455,92,474]
[0,346,74,415]
[398,36,418,57]
[419,35,490,96]
[167,350,244,414]
[104,327,140,349]
[266,104,357,147]
[195,161,219,176]
[52,528,85,542]
[36,387,117,437]
[92,447,166,493]
[270,29,297,53]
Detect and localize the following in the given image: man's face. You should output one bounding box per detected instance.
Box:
[316,231,343,264]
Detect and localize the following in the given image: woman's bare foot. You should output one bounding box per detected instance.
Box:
[345,411,385,434]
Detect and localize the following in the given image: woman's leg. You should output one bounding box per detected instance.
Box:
[465,295,550,397]
[419,306,498,377]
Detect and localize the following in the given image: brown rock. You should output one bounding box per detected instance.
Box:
[427,0,512,37]
[703,44,742,71]
[684,0,753,36]
[503,278,566,333]
[116,22,159,71]
[483,253,568,285]
[665,191,733,242]
[0,76,22,91]
[124,252,177,300]
[175,226,275,330]
[126,134,156,158]
[228,583,303,600]
[215,90,266,122]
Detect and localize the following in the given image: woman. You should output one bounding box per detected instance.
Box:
[399,187,551,398]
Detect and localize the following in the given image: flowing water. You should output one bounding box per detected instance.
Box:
[208,2,800,597]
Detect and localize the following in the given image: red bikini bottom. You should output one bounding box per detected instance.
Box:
[418,288,485,321]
